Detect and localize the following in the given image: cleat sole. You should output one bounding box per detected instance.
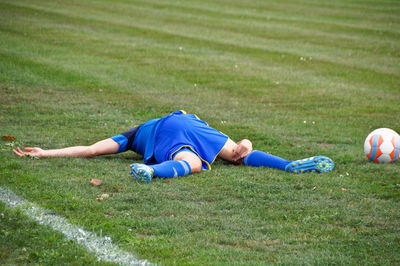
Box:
[130,164,153,183]
[285,156,334,174]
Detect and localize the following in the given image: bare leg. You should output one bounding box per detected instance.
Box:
[13,138,119,158]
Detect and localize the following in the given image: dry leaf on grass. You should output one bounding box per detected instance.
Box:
[90,178,102,186]
[2,136,16,141]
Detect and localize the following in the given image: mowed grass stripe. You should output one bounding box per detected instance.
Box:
[1,0,399,132]
[4,0,399,36]
[1,1,398,98]
[2,23,398,131]
[89,0,400,74]
[2,0,394,77]
[2,0,399,76]
[1,0,399,136]
[93,0,399,32]
[124,0,400,37]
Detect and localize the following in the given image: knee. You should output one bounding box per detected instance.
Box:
[189,160,202,173]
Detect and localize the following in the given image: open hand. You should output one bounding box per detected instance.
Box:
[13,147,45,158]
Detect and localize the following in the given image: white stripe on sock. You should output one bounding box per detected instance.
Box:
[178,161,190,176]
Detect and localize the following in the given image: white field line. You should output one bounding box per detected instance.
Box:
[0,186,152,266]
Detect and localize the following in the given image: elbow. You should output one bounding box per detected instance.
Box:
[86,147,98,158]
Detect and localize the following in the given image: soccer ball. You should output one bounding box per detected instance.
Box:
[364,128,400,163]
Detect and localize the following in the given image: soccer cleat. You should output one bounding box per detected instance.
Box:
[130,163,154,183]
[285,156,334,174]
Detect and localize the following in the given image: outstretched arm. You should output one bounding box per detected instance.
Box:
[13,138,119,158]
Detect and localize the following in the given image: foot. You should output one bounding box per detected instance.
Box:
[130,163,154,183]
[285,156,334,174]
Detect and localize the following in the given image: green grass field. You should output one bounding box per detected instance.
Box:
[1,0,399,264]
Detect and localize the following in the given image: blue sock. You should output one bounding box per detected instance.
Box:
[243,150,291,170]
[151,160,191,178]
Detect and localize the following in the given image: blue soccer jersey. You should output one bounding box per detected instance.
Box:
[111,110,228,170]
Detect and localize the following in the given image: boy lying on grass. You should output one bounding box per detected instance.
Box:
[13,110,334,183]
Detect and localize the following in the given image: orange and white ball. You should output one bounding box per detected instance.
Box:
[364,128,400,163]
